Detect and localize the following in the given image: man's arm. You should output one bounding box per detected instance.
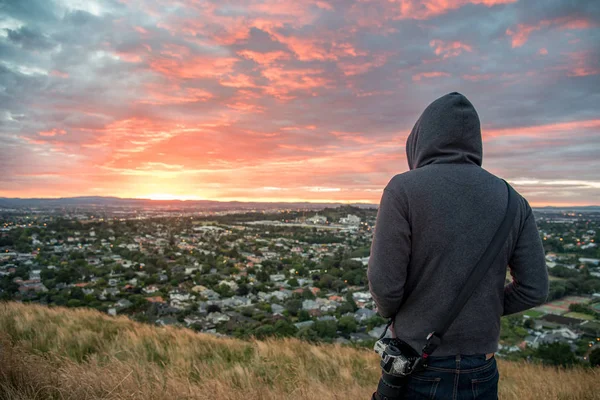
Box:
[367,188,411,318]
[503,201,549,316]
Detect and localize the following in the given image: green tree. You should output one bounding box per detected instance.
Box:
[273,320,298,337]
[313,320,337,339]
[535,342,578,367]
[285,299,302,316]
[337,315,358,335]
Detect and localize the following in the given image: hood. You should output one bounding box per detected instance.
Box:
[406,92,482,170]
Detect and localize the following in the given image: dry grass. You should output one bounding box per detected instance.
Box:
[0,302,597,400]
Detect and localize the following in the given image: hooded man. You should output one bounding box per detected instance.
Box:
[368,92,549,400]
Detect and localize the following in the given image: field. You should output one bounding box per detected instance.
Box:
[0,302,598,400]
[523,309,545,319]
[535,296,592,316]
[564,312,596,321]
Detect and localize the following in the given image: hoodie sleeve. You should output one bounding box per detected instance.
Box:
[503,201,549,316]
[367,188,411,319]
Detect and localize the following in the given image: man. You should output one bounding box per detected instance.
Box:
[367,92,549,399]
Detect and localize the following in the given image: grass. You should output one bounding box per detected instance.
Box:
[564,312,596,321]
[0,302,598,399]
[523,309,545,318]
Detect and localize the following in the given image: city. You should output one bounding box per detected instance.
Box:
[1,201,598,367]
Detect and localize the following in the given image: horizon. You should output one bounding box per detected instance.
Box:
[1,0,599,206]
[1,194,599,209]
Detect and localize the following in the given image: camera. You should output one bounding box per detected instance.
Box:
[374,337,421,377]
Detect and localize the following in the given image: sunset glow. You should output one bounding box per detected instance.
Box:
[1,0,599,205]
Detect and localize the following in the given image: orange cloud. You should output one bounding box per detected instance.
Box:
[261,67,329,98]
[238,50,290,66]
[565,51,600,77]
[149,55,238,79]
[338,54,388,76]
[462,73,495,81]
[219,74,258,88]
[483,119,600,139]
[506,17,595,48]
[429,39,472,58]
[331,131,375,144]
[412,71,450,81]
[138,83,213,105]
[388,0,517,20]
[38,129,66,137]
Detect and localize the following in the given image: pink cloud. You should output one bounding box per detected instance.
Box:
[483,119,600,139]
[50,70,69,78]
[538,48,548,55]
[429,39,473,58]
[462,73,495,81]
[338,54,388,76]
[219,74,258,88]
[238,50,290,66]
[149,55,238,79]
[386,0,517,20]
[331,131,374,144]
[261,67,329,99]
[412,71,450,81]
[138,83,213,105]
[39,129,66,137]
[506,17,596,48]
[565,51,600,77]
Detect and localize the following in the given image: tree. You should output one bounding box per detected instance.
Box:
[298,310,311,321]
[337,315,358,335]
[313,320,337,339]
[287,278,299,288]
[207,304,221,314]
[273,320,298,337]
[285,299,303,316]
[253,324,275,339]
[535,342,577,367]
[296,326,319,342]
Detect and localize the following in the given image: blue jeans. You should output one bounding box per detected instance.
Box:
[404,354,498,400]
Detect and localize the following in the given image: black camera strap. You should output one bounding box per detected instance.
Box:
[380,179,518,364]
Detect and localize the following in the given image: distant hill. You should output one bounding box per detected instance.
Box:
[0,302,598,399]
[0,196,378,210]
[0,196,598,212]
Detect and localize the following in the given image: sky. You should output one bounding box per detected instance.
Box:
[0,0,599,206]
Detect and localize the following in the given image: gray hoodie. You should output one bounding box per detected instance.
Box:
[367,92,549,356]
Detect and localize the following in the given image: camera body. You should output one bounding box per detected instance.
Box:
[374,337,421,377]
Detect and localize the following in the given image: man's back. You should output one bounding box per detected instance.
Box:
[367,92,549,357]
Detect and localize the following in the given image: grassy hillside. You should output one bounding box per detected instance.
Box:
[0,303,598,400]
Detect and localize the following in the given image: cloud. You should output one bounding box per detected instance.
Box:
[0,0,599,205]
[506,16,596,48]
[412,71,450,81]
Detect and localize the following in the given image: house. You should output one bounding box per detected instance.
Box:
[143,285,160,294]
[302,299,319,310]
[218,280,239,291]
[271,304,285,315]
[294,320,314,329]
[354,308,377,323]
[536,314,583,329]
[146,296,165,304]
[115,298,133,310]
[269,274,286,282]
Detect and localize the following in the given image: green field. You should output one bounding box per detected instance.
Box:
[564,312,595,321]
[523,309,545,318]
